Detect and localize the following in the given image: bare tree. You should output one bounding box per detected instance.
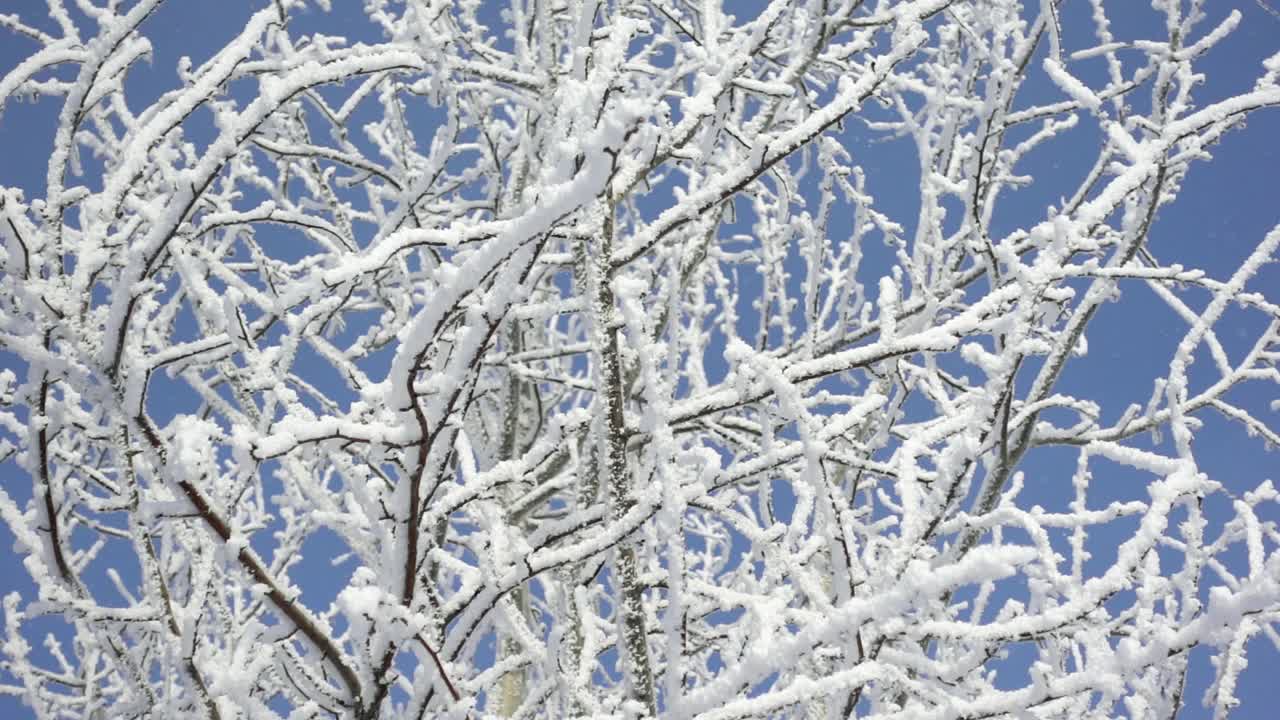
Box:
[1,0,1278,718]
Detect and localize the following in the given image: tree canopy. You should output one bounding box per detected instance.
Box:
[0,1,1278,718]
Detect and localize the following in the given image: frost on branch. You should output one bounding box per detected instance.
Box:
[0,1,1278,718]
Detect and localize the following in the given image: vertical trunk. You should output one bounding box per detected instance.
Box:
[497,323,529,716]
[495,591,531,716]
[584,200,656,716]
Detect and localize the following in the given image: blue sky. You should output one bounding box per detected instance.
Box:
[1,1,1277,717]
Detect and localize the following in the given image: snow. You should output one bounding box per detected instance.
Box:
[0,0,1277,717]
